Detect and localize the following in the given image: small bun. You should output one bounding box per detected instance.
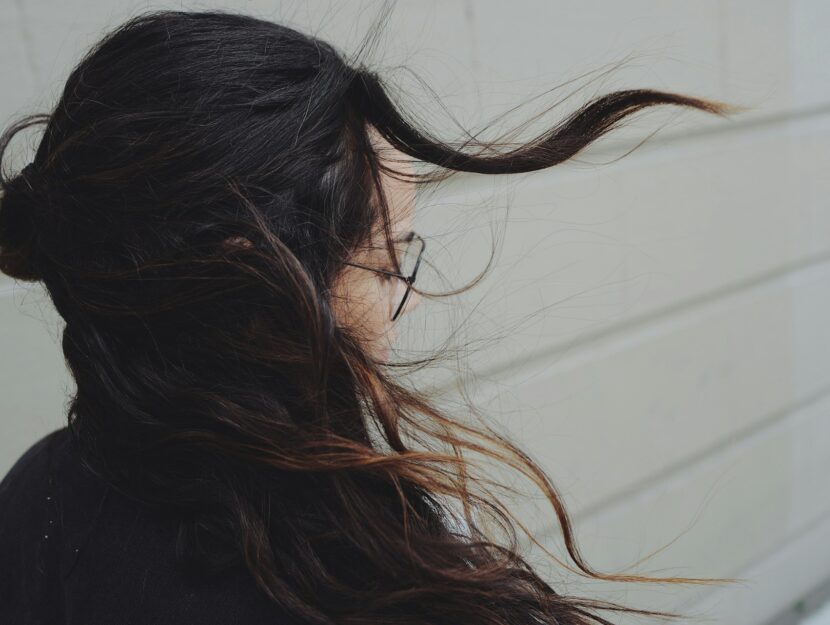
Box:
[0,167,43,282]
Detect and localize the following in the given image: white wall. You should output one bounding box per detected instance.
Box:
[1,2,828,624]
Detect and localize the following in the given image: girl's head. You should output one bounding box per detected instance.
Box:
[0,9,736,625]
[0,11,424,366]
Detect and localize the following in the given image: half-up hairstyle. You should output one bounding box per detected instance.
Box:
[0,9,739,625]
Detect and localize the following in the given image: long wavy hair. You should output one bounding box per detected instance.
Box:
[0,9,740,625]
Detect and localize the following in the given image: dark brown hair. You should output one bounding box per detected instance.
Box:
[0,8,741,625]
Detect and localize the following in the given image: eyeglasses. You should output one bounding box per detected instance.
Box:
[342,231,426,322]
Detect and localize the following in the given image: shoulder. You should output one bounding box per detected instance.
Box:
[0,425,111,525]
[0,426,70,529]
[0,427,71,623]
[0,426,98,540]
[0,427,66,492]
[1,426,298,624]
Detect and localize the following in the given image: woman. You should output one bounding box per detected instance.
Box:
[0,9,736,625]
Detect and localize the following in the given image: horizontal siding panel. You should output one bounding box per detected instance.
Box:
[683,489,830,624]
[461,254,830,524]
[412,112,830,386]
[515,391,830,625]
[8,2,830,151]
[288,1,827,142]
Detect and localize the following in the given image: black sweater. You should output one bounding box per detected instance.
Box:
[0,427,293,624]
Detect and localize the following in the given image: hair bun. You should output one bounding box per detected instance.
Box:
[0,166,43,282]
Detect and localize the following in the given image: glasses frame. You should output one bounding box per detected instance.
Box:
[342,231,426,322]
